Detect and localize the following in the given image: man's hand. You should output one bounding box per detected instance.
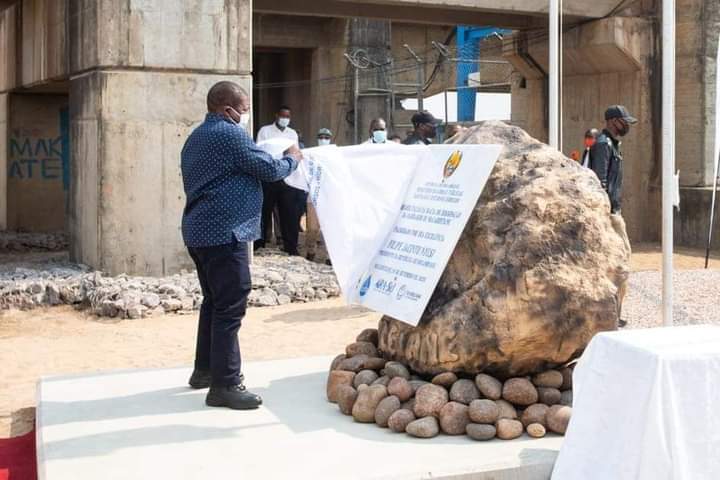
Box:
[284,145,303,162]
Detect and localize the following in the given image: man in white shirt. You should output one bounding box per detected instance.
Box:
[254,106,302,255]
[257,106,299,145]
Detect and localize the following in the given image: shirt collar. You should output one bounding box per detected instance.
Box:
[205,112,229,123]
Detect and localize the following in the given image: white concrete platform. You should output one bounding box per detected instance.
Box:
[37,357,563,480]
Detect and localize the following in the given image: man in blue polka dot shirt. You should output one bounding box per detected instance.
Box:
[181,81,302,410]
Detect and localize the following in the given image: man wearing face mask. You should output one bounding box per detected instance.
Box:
[590,105,637,214]
[254,106,303,255]
[317,128,333,146]
[403,111,441,145]
[364,118,388,144]
[181,81,302,410]
[256,105,298,144]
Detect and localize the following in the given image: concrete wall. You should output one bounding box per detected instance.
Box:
[68,0,252,275]
[506,16,659,243]
[6,93,69,232]
[253,14,454,146]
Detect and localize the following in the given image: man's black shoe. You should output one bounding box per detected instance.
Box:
[188,369,212,389]
[206,384,263,410]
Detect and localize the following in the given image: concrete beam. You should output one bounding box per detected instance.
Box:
[335,0,619,19]
[69,0,251,76]
[0,3,17,93]
[505,17,646,78]
[254,0,543,29]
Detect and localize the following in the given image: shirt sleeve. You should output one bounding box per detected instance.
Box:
[231,127,299,182]
[590,140,611,190]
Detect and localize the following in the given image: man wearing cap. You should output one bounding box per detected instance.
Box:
[403,111,441,145]
[317,128,333,146]
[589,105,638,214]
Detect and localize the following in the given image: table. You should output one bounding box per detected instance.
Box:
[552,325,720,480]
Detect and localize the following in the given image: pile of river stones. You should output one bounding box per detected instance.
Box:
[327,328,574,440]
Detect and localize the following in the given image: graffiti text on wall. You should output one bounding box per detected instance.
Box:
[8,134,64,182]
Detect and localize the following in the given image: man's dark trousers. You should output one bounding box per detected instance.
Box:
[258,181,300,255]
[188,240,251,386]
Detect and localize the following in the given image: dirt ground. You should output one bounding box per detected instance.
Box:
[1,243,718,439]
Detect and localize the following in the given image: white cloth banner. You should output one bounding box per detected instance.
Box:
[552,326,720,480]
[709,37,720,248]
[278,142,501,326]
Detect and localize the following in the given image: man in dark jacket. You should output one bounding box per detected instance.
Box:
[403,111,441,145]
[590,105,638,214]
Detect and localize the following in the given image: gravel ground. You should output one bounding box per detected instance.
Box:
[623,270,720,328]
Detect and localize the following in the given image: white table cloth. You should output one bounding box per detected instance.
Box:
[552,325,720,480]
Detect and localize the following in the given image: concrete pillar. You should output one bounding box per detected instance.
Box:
[68,0,252,275]
[0,93,7,230]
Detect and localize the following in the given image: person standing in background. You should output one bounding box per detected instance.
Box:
[581,128,599,168]
[590,106,637,214]
[364,118,388,144]
[255,106,302,255]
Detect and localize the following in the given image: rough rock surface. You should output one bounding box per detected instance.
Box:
[388,409,416,433]
[406,417,440,438]
[378,121,630,377]
[327,371,355,403]
[337,385,358,415]
[496,418,524,440]
[387,377,414,402]
[527,423,547,438]
[466,423,497,441]
[449,379,480,405]
[502,378,539,406]
[414,384,449,418]
[374,395,401,427]
[547,405,572,434]
[438,402,470,435]
[520,403,550,428]
[468,399,500,424]
[352,385,388,423]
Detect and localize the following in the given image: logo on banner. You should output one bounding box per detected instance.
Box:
[358,275,372,297]
[443,150,463,180]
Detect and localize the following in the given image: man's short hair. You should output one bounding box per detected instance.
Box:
[206,81,247,111]
[278,105,291,113]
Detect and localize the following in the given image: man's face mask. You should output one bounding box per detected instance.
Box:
[615,119,629,137]
[318,138,331,146]
[277,117,290,128]
[227,107,249,129]
[425,124,437,139]
[372,129,387,143]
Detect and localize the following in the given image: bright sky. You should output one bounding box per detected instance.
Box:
[402,92,511,123]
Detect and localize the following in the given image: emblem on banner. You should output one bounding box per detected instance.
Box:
[358,275,372,297]
[443,150,463,180]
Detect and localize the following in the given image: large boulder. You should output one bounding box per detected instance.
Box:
[378,122,630,377]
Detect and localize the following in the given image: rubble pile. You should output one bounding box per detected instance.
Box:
[0,251,340,319]
[0,231,68,252]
